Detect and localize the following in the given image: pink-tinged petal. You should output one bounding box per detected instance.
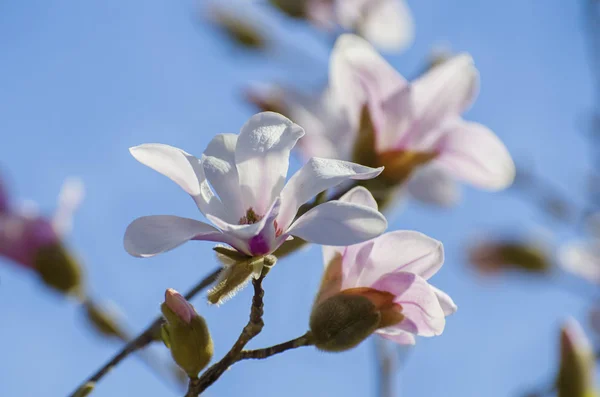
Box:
[400,54,479,149]
[306,0,336,28]
[338,186,378,210]
[376,85,413,152]
[377,329,416,345]
[278,158,382,229]
[431,286,457,316]
[322,245,344,269]
[235,112,304,215]
[164,289,196,324]
[358,0,415,52]
[372,272,445,336]
[129,144,224,217]
[406,165,460,207]
[436,119,515,191]
[202,134,245,223]
[330,34,407,124]
[342,239,376,289]
[287,200,387,246]
[354,230,444,287]
[124,215,224,258]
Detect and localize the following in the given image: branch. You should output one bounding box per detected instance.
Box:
[185,274,266,396]
[68,268,221,397]
[238,332,313,360]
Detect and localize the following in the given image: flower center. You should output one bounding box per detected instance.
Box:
[238,208,263,225]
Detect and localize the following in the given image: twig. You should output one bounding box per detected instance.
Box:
[239,332,313,360]
[185,274,266,396]
[68,268,221,397]
[374,338,395,397]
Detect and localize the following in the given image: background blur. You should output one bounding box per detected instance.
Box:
[0,0,597,396]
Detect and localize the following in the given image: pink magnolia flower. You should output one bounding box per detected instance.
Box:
[124,112,387,258]
[306,0,414,51]
[329,34,515,190]
[0,176,84,269]
[315,186,456,345]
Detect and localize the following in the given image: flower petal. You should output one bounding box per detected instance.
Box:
[559,240,600,284]
[436,119,515,191]
[124,215,223,258]
[372,272,446,336]
[377,329,416,345]
[129,144,223,217]
[353,230,444,287]
[235,112,304,215]
[357,0,415,52]
[406,165,460,207]
[400,54,479,148]
[202,134,245,223]
[52,177,84,237]
[287,200,386,246]
[338,185,378,210]
[431,286,457,316]
[278,158,383,229]
[330,34,407,124]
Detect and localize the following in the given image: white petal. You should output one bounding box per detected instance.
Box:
[235,112,304,215]
[402,54,479,148]
[377,329,416,345]
[124,215,223,258]
[355,230,444,287]
[329,34,407,124]
[287,200,386,246]
[406,165,460,207]
[129,144,223,216]
[436,119,515,191]
[358,0,415,52]
[202,134,245,222]
[322,245,344,269]
[559,240,600,284]
[278,157,383,229]
[338,185,378,210]
[431,286,457,316]
[52,177,85,236]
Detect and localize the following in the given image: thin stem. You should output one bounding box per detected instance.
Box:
[68,268,221,397]
[374,338,395,397]
[185,274,266,396]
[239,332,313,360]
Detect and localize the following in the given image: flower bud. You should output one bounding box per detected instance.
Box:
[83,301,126,339]
[161,289,213,378]
[557,319,596,397]
[72,382,95,397]
[310,288,403,352]
[269,0,306,19]
[208,7,267,50]
[34,242,83,295]
[468,240,549,274]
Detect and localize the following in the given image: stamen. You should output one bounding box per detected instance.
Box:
[238,208,264,225]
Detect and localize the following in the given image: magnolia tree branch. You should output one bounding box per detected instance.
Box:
[238,332,313,360]
[68,268,222,397]
[185,274,266,396]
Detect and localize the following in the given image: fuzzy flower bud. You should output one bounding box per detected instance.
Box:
[310,288,403,352]
[557,319,597,397]
[34,242,83,295]
[161,289,213,378]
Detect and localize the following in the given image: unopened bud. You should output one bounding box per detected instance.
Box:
[468,240,549,274]
[309,288,403,352]
[34,242,83,295]
[209,8,267,49]
[269,0,306,18]
[72,382,95,397]
[557,319,596,397]
[161,290,213,378]
[84,301,126,339]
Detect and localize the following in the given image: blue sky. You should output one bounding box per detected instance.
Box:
[0,0,596,396]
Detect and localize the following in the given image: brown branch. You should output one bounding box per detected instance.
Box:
[185,274,266,396]
[238,332,313,360]
[68,268,221,397]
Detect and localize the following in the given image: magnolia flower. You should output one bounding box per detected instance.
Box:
[313,186,456,345]
[124,112,387,258]
[0,175,84,269]
[272,0,414,51]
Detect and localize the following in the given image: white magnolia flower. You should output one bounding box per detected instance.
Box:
[124,112,387,258]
